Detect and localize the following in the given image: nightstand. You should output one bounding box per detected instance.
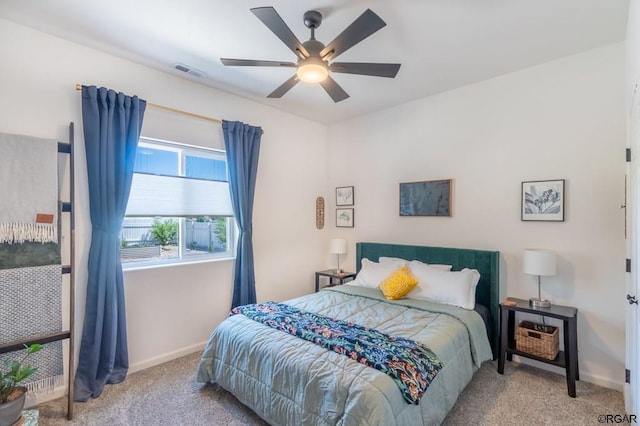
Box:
[315,269,356,292]
[497,297,579,397]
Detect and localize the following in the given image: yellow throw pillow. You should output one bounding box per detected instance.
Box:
[379,266,418,300]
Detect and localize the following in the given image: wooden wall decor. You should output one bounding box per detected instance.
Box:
[316,196,325,229]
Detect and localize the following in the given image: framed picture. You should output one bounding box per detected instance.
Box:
[336,208,354,227]
[399,179,452,216]
[336,186,354,206]
[521,179,565,221]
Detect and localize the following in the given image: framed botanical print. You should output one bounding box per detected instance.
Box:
[521,179,565,221]
[336,186,354,206]
[336,208,354,227]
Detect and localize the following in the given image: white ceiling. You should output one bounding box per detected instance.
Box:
[0,0,629,124]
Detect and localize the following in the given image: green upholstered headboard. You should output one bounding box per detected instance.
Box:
[356,242,500,359]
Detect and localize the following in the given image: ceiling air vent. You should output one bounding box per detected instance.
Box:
[173,63,205,78]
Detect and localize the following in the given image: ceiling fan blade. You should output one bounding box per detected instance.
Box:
[267,75,300,98]
[320,76,350,103]
[221,58,296,67]
[251,7,309,59]
[330,62,401,78]
[320,9,386,61]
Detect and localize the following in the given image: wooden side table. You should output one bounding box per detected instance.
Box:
[315,270,356,292]
[497,297,579,397]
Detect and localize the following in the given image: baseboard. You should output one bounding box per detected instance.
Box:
[579,370,623,392]
[129,341,206,373]
[512,356,623,391]
[24,342,207,408]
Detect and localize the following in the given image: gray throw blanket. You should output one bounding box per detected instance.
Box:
[0,132,58,244]
[0,264,64,394]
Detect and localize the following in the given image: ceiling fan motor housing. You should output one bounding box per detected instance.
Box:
[303,10,322,29]
[302,39,326,57]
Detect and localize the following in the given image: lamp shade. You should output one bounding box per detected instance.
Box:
[523,249,556,276]
[329,238,347,255]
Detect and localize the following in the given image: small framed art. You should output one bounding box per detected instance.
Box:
[336,208,354,227]
[336,186,354,206]
[521,179,565,221]
[399,179,452,216]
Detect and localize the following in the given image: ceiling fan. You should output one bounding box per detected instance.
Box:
[221,7,401,103]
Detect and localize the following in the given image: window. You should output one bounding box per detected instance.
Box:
[121,138,234,267]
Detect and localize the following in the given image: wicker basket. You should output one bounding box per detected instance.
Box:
[515,320,559,360]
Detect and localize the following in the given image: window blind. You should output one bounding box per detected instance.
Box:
[125,173,233,217]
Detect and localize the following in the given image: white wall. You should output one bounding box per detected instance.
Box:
[0,18,330,401]
[628,0,640,110]
[328,43,627,389]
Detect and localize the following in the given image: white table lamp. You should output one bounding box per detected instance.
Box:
[523,249,556,308]
[329,238,347,273]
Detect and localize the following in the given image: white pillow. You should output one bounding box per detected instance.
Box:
[407,262,481,309]
[379,256,452,271]
[348,258,405,288]
[379,256,408,264]
[422,263,453,271]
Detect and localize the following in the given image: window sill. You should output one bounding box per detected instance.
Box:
[122,255,235,272]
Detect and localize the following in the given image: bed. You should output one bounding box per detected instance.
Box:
[196,242,500,425]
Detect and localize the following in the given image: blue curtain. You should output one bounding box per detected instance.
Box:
[74,86,146,401]
[222,120,262,308]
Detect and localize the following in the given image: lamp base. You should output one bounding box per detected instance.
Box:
[529,297,551,308]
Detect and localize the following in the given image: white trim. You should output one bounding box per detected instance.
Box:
[625,71,640,413]
[123,254,234,272]
[129,341,206,373]
[23,343,208,407]
[512,357,622,391]
[580,371,624,392]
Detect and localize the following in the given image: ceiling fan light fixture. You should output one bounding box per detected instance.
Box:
[222,7,399,101]
[296,58,329,83]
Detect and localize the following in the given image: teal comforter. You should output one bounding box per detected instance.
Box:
[196,285,493,426]
[230,301,444,404]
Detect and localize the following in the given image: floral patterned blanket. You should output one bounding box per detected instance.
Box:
[231,301,444,404]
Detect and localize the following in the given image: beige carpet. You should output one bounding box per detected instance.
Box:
[36,352,625,425]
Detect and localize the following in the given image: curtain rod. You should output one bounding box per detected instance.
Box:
[75,84,222,124]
